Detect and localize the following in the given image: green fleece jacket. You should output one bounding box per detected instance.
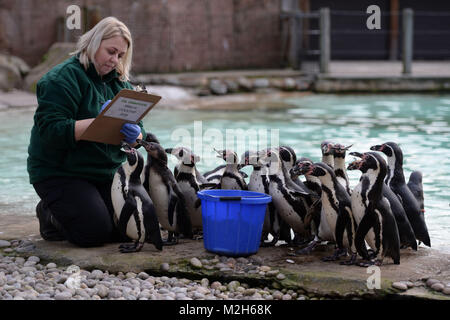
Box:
[27,55,146,184]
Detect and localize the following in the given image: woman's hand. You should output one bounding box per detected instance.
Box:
[121,123,141,144]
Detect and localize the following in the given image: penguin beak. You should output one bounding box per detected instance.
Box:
[349,151,363,158]
[120,141,134,154]
[136,139,151,152]
[370,144,383,151]
[343,144,353,150]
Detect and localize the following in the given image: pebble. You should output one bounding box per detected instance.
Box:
[426,279,440,287]
[443,287,450,295]
[190,257,202,269]
[160,263,170,272]
[276,273,286,280]
[392,282,408,291]
[431,283,444,292]
[0,240,11,248]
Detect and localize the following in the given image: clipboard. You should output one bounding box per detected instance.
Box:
[80,89,161,145]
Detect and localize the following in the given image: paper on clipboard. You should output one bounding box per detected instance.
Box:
[80,89,161,145]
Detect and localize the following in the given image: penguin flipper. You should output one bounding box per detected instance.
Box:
[355,212,376,260]
[142,201,163,251]
[334,212,348,251]
[117,197,137,237]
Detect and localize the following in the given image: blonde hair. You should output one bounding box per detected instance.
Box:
[71,17,133,81]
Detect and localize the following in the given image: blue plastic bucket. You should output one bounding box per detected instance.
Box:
[197,189,272,256]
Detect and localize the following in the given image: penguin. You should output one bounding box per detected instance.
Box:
[203,164,226,185]
[347,152,401,266]
[168,147,211,186]
[142,132,161,191]
[215,149,248,190]
[331,143,352,195]
[138,140,194,244]
[350,151,417,251]
[321,140,335,168]
[240,150,282,247]
[278,146,316,245]
[370,142,431,247]
[111,142,163,253]
[290,159,336,255]
[165,146,208,235]
[294,161,361,264]
[407,171,425,213]
[259,149,312,245]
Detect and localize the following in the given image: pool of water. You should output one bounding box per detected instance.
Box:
[1,94,449,252]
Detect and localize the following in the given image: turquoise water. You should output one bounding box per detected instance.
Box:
[1,94,449,252]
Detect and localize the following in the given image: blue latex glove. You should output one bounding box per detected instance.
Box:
[99,100,111,114]
[120,123,141,144]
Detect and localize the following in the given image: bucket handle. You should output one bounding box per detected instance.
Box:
[205,194,267,201]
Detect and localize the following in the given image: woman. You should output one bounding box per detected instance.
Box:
[27,17,145,247]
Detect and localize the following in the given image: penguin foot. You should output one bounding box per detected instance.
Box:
[357,259,383,267]
[340,253,357,266]
[295,241,319,255]
[162,238,178,246]
[119,242,144,253]
[193,234,203,241]
[322,248,347,262]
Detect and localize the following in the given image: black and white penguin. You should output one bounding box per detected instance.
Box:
[321,140,335,168]
[347,152,401,265]
[138,140,193,244]
[370,142,431,247]
[165,146,209,235]
[259,149,312,245]
[332,143,352,195]
[167,147,211,186]
[407,171,425,213]
[215,149,248,190]
[111,142,163,253]
[295,161,361,264]
[350,151,417,251]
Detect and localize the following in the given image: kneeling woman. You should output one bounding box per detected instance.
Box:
[27,17,146,247]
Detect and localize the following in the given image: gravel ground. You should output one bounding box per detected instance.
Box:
[0,239,309,301]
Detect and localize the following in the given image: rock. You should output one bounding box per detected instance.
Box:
[253,78,270,89]
[160,263,170,272]
[426,279,440,287]
[95,284,109,298]
[405,281,414,288]
[46,263,57,269]
[282,78,297,91]
[443,287,450,295]
[190,257,202,269]
[431,283,444,292]
[0,54,30,90]
[90,270,104,280]
[209,79,227,95]
[125,272,136,279]
[200,278,209,288]
[276,273,286,280]
[27,256,40,263]
[2,248,13,253]
[211,281,222,290]
[259,266,271,272]
[224,79,239,93]
[0,240,11,248]
[272,290,283,300]
[108,289,122,299]
[392,282,408,291]
[282,294,292,300]
[55,291,73,300]
[237,77,253,91]
[23,42,77,92]
[227,281,240,292]
[286,259,295,264]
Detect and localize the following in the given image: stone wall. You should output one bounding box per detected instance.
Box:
[0,0,284,73]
